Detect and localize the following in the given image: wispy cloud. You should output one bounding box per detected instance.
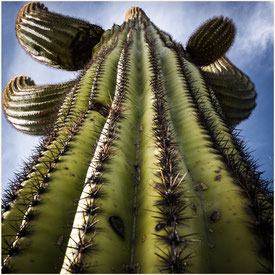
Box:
[230,2,273,67]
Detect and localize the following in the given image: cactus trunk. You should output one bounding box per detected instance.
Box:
[2,3,273,274]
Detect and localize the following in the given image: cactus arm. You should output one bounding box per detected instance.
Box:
[16,2,104,71]
[185,16,236,66]
[2,76,76,135]
[200,56,257,125]
[184,16,256,126]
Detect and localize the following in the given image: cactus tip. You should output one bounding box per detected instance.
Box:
[125,7,147,21]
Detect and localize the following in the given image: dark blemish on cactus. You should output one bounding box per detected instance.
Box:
[214,170,220,173]
[64,167,68,170]
[194,184,199,192]
[125,265,135,273]
[208,243,215,249]
[209,210,221,222]
[214,175,222,181]
[108,216,125,239]
[191,203,197,212]
[233,212,237,216]
[57,235,64,247]
[155,222,166,231]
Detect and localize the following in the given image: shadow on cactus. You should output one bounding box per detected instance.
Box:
[2,2,273,273]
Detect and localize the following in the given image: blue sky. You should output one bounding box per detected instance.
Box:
[1,1,274,192]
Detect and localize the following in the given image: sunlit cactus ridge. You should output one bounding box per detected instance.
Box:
[2,2,273,274]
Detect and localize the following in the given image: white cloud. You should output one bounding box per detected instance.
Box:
[230,2,273,67]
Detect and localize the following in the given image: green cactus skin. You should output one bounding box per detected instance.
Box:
[2,3,273,274]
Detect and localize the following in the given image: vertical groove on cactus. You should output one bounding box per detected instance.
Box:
[2,3,273,274]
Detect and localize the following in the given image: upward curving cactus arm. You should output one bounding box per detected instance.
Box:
[2,75,76,135]
[185,16,236,66]
[16,2,104,70]
[200,56,257,125]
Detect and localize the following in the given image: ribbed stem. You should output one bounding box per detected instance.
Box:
[2,76,75,135]
[2,4,273,274]
[186,16,235,66]
[150,22,271,272]
[16,2,104,70]
[201,56,257,125]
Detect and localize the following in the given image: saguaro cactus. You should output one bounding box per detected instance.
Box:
[2,3,273,273]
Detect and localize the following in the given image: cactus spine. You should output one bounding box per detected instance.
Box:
[2,3,273,274]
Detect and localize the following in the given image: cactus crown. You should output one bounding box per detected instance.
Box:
[125,7,147,21]
[2,2,273,274]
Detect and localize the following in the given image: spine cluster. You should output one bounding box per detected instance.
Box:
[144,25,193,273]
